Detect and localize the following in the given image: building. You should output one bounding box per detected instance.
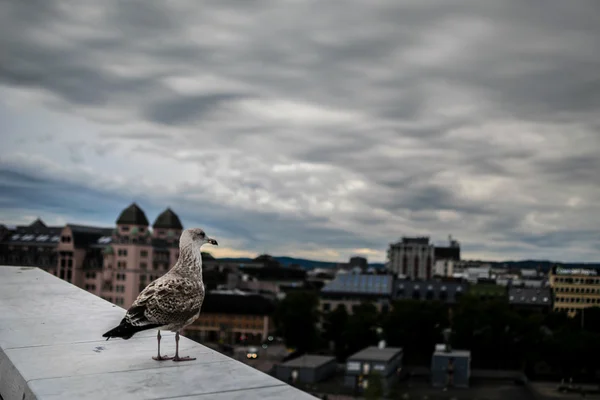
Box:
[394,279,467,303]
[508,287,552,313]
[431,346,471,388]
[0,204,205,309]
[56,224,113,287]
[548,265,600,316]
[320,273,394,314]
[184,290,276,345]
[433,236,461,277]
[97,204,184,307]
[0,219,62,269]
[275,355,337,384]
[344,346,403,395]
[388,237,435,279]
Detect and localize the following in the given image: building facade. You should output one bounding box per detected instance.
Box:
[275,355,337,384]
[394,279,467,304]
[184,290,276,345]
[0,204,190,309]
[0,219,62,270]
[549,265,600,316]
[344,346,403,395]
[388,237,435,279]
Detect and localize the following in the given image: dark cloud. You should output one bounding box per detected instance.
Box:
[0,0,599,261]
[143,93,248,126]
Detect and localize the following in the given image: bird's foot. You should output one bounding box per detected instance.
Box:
[172,355,196,362]
[152,355,173,361]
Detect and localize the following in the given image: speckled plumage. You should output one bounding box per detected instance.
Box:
[102,228,218,362]
[125,233,206,332]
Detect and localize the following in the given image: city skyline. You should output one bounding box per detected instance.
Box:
[1,1,599,263]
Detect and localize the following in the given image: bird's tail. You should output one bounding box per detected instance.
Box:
[102,319,159,341]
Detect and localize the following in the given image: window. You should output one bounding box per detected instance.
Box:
[117,249,128,256]
[322,302,331,312]
[140,250,148,257]
[140,262,147,269]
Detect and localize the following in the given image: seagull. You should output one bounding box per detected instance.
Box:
[102,227,218,361]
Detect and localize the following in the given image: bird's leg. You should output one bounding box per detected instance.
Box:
[152,330,172,361]
[172,331,196,362]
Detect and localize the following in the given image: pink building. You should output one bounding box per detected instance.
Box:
[55,203,185,308]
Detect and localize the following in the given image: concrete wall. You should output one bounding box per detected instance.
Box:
[0,266,316,400]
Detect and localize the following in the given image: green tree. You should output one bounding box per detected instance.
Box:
[364,371,384,400]
[274,291,320,352]
[344,302,379,356]
[322,304,349,360]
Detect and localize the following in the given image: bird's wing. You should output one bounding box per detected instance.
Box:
[125,275,202,327]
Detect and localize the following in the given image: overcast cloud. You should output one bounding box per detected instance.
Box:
[1,0,599,262]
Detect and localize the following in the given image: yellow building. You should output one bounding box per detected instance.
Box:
[549,265,600,317]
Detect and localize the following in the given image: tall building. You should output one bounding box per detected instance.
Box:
[387,237,435,279]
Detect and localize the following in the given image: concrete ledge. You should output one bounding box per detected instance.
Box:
[0,266,316,400]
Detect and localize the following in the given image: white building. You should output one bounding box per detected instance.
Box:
[388,237,435,279]
[434,259,455,277]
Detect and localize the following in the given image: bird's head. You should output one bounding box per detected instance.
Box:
[181,228,218,248]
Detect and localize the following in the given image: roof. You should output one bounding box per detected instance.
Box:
[1,219,62,246]
[395,280,467,302]
[348,346,403,362]
[508,287,552,306]
[201,292,276,315]
[280,355,335,369]
[68,225,113,248]
[321,274,393,296]
[116,203,149,226]
[433,349,471,357]
[153,208,183,230]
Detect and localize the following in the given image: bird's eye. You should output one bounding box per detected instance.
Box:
[200,232,205,238]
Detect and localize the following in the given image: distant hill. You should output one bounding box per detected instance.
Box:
[215,256,385,270]
[214,256,599,272]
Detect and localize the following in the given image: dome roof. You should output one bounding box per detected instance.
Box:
[116,203,149,226]
[153,208,183,230]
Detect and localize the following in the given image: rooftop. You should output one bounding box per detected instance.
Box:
[321,273,393,296]
[347,346,403,362]
[508,287,552,305]
[116,202,149,226]
[433,348,472,357]
[280,354,335,369]
[153,208,184,230]
[0,266,316,400]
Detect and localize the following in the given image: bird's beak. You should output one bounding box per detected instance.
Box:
[207,238,218,246]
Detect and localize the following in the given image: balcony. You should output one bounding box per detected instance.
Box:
[0,266,316,400]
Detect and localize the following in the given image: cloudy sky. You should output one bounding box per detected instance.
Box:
[1,0,599,263]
